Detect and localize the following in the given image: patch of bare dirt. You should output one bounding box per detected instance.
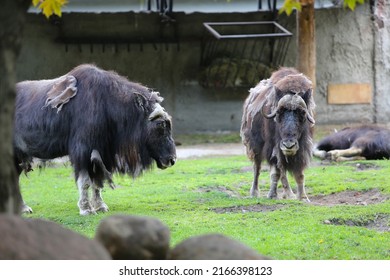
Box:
[324,214,389,232]
[349,162,381,171]
[310,189,388,206]
[197,186,241,198]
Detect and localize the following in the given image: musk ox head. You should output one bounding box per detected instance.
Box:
[270,73,315,112]
[263,94,315,156]
[146,102,176,169]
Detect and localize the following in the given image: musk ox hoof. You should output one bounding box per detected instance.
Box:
[267,191,278,199]
[80,209,97,216]
[94,204,109,213]
[21,204,33,214]
[250,187,260,197]
[282,191,296,200]
[326,150,340,161]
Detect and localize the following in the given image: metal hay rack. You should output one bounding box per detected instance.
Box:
[200,21,292,89]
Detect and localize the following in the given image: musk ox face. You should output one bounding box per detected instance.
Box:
[146,103,177,169]
[265,94,315,157]
[276,106,306,156]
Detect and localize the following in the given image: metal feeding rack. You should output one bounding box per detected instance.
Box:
[200,21,292,89]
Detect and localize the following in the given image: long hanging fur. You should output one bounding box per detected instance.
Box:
[14,64,174,185]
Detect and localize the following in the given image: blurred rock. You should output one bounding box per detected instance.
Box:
[169,233,270,260]
[0,215,111,259]
[95,214,170,260]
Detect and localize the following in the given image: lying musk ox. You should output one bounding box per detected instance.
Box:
[241,67,316,201]
[313,125,390,161]
[14,64,176,215]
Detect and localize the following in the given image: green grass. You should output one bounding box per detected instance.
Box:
[20,156,390,260]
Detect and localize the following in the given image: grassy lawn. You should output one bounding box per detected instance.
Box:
[20,153,390,260]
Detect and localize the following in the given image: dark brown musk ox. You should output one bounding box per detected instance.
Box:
[240,67,316,201]
[13,64,176,215]
[313,124,390,161]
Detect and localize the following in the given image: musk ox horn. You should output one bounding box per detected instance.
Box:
[261,101,277,119]
[262,94,315,125]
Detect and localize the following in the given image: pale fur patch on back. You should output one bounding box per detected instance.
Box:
[44,75,77,113]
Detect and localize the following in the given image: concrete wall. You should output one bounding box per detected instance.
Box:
[16,4,389,135]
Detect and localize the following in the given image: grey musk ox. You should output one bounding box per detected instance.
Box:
[14,64,176,215]
[313,125,390,161]
[241,68,315,201]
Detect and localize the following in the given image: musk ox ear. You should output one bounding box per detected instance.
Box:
[44,75,77,113]
[134,92,148,111]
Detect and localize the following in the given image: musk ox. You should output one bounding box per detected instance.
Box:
[14,64,176,215]
[240,67,315,201]
[313,125,390,161]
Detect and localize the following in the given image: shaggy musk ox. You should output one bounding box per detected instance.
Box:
[14,64,176,215]
[313,125,390,161]
[241,68,315,201]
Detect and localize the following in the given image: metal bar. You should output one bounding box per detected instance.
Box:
[203,21,292,40]
[214,33,292,39]
[273,21,293,36]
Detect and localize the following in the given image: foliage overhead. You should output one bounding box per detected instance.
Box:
[279,0,302,16]
[279,0,366,16]
[343,0,365,10]
[31,0,367,18]
[32,0,67,18]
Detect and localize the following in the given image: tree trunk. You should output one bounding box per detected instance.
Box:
[297,0,316,88]
[0,0,30,214]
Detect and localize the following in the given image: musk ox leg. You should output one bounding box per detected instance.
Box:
[312,148,327,159]
[326,147,363,161]
[91,186,109,213]
[294,172,310,202]
[280,171,296,199]
[90,149,113,213]
[335,156,366,162]
[76,170,96,215]
[250,160,261,197]
[267,165,280,199]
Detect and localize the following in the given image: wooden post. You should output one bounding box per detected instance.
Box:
[297,0,316,88]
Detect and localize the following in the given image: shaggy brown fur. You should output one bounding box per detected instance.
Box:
[241,67,315,201]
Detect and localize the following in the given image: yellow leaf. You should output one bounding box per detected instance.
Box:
[278,0,302,16]
[32,0,41,7]
[37,0,67,18]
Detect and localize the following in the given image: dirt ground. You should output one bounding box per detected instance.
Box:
[177,143,245,159]
[209,187,389,232]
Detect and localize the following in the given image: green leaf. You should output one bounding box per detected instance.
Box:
[343,0,365,11]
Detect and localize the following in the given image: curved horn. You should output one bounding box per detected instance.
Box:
[306,112,315,125]
[290,94,315,125]
[273,94,316,125]
[261,101,277,119]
